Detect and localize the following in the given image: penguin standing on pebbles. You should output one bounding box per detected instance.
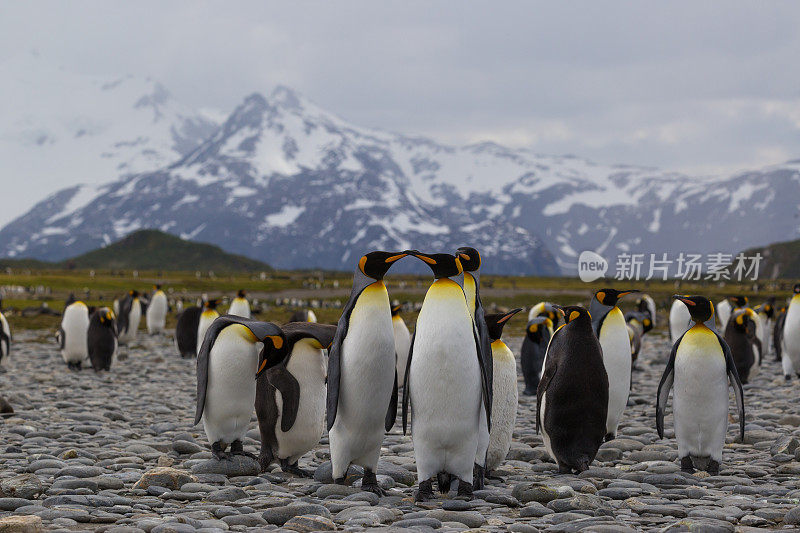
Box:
[537,305,608,474]
[391,304,411,389]
[402,251,490,501]
[781,284,800,380]
[60,301,90,370]
[228,290,251,318]
[657,295,745,474]
[327,251,407,494]
[589,288,638,441]
[483,308,522,474]
[88,308,117,372]
[146,285,168,335]
[520,317,552,395]
[256,322,337,475]
[774,305,788,363]
[195,316,287,459]
[117,291,142,345]
[196,299,220,355]
[724,308,761,384]
[175,306,202,358]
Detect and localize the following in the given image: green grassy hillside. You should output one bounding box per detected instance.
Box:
[742,238,800,280]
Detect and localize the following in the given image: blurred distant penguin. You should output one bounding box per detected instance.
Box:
[774,305,788,362]
[289,309,317,323]
[528,301,561,328]
[392,304,411,389]
[175,306,202,358]
[625,310,651,368]
[657,295,744,474]
[724,308,761,384]
[590,288,638,441]
[117,290,142,345]
[483,308,522,474]
[520,317,552,395]
[256,322,336,475]
[195,316,287,459]
[60,301,90,370]
[780,284,800,380]
[146,285,168,335]
[636,294,657,328]
[328,251,407,494]
[754,298,775,358]
[716,298,732,331]
[229,289,251,318]
[197,299,220,355]
[538,305,609,473]
[0,309,11,366]
[88,308,117,372]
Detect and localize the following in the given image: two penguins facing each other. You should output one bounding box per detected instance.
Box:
[59,301,118,372]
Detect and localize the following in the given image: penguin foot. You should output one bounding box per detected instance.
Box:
[680,456,695,473]
[706,460,720,475]
[360,469,387,496]
[786,374,793,382]
[454,479,473,500]
[415,479,435,502]
[281,460,313,478]
[258,451,273,473]
[230,440,258,460]
[333,476,347,485]
[557,463,572,474]
[436,472,452,495]
[604,433,616,442]
[472,463,485,491]
[211,441,228,460]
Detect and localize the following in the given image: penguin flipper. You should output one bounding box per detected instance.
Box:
[385,367,398,432]
[267,367,301,433]
[281,322,337,354]
[716,331,745,442]
[536,359,557,434]
[57,327,65,350]
[195,316,286,426]
[589,298,612,336]
[656,334,681,439]
[472,322,492,431]
[402,332,416,435]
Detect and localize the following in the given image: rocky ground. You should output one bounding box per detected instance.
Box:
[2,330,800,533]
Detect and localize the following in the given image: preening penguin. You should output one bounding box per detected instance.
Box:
[88,308,118,372]
[60,301,90,370]
[589,288,638,441]
[117,291,142,345]
[0,309,11,366]
[197,299,220,355]
[402,251,490,501]
[327,251,407,494]
[391,304,411,389]
[657,295,745,474]
[175,306,202,358]
[256,322,337,475]
[483,308,522,474]
[229,289,251,318]
[146,285,168,335]
[520,317,552,396]
[528,301,561,328]
[781,283,800,380]
[537,305,608,474]
[195,316,286,459]
[724,308,761,384]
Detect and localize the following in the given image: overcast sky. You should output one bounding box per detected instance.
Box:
[2,1,799,177]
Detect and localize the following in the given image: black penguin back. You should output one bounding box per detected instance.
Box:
[88,309,117,372]
[724,312,758,384]
[176,306,202,358]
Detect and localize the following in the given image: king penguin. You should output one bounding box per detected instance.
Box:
[454,246,492,490]
[327,251,407,494]
[780,283,800,380]
[774,305,788,363]
[391,304,411,389]
[635,294,657,328]
[724,308,761,384]
[483,308,522,474]
[528,301,561,328]
[197,299,220,355]
[229,290,251,318]
[60,301,90,370]
[146,285,168,335]
[256,322,337,475]
[195,316,287,459]
[88,307,118,372]
[657,295,744,474]
[589,288,638,441]
[402,251,490,501]
[754,298,775,359]
[117,290,142,345]
[669,298,692,343]
[520,316,552,396]
[175,305,202,358]
[0,307,11,367]
[538,305,609,473]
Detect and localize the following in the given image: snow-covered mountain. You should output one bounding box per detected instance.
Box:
[1,77,799,275]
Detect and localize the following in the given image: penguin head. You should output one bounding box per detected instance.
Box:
[255,333,288,378]
[673,295,714,323]
[485,308,522,341]
[594,288,639,307]
[237,289,246,298]
[98,308,115,326]
[793,283,800,294]
[391,303,403,316]
[526,317,552,341]
[154,284,162,291]
[205,299,220,310]
[358,251,407,280]
[729,295,748,307]
[129,290,140,298]
[553,304,591,326]
[455,247,481,273]
[532,302,560,327]
[733,308,757,331]
[405,250,463,279]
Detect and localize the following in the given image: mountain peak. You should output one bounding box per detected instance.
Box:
[270,85,303,111]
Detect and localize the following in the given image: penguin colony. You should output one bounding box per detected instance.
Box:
[7,251,798,502]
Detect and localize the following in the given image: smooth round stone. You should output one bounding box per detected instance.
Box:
[190,457,259,477]
[284,514,337,532]
[220,513,267,527]
[395,517,443,529]
[151,523,197,533]
[261,504,331,525]
[426,510,486,528]
[506,524,539,533]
